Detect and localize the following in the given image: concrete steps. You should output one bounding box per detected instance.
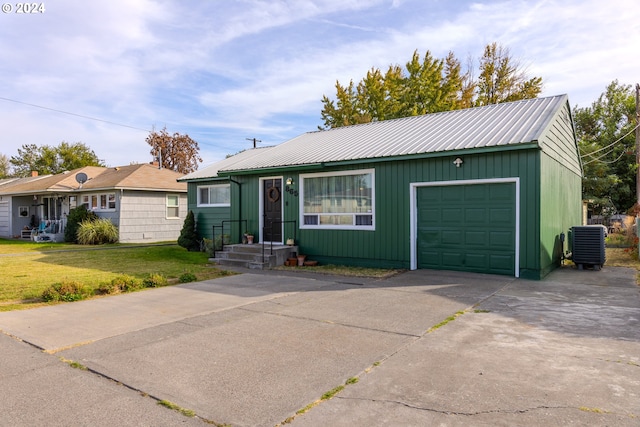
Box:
[212,244,299,269]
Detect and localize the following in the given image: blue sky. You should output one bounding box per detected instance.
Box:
[1,0,638,169]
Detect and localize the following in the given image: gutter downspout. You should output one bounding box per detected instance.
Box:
[229,178,242,237]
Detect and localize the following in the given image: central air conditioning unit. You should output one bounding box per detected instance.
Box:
[570,225,606,270]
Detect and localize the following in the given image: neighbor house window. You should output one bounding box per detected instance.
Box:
[301,169,374,230]
[79,193,116,211]
[167,194,180,218]
[197,184,230,206]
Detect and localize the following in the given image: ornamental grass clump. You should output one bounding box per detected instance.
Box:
[64,205,98,243]
[77,218,119,245]
[42,281,92,302]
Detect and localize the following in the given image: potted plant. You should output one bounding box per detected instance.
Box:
[246,233,254,244]
[297,254,306,266]
[286,238,294,246]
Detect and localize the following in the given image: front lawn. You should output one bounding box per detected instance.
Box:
[0,239,231,311]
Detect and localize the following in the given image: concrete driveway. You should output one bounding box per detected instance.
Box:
[0,266,638,426]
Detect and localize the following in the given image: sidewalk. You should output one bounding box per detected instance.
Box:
[0,266,638,426]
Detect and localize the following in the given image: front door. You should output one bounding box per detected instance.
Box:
[263,178,282,243]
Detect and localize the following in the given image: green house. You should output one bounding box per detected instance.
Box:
[180,94,582,279]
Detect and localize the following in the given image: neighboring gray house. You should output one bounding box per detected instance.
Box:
[0,163,187,243]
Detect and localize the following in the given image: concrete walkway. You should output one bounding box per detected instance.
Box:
[0,266,638,426]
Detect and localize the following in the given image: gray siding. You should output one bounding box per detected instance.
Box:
[0,200,9,237]
[118,191,187,243]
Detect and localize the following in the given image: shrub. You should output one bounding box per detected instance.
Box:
[178,210,200,252]
[179,272,197,283]
[109,274,143,292]
[143,273,168,288]
[214,234,230,251]
[64,205,98,243]
[42,281,91,302]
[97,281,121,295]
[624,236,639,259]
[202,234,229,256]
[77,218,119,245]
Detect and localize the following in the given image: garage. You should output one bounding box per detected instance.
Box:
[415,179,519,277]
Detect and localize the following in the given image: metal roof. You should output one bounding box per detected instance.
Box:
[179,146,275,181]
[218,94,570,173]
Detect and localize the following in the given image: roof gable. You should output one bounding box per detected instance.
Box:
[219,95,574,173]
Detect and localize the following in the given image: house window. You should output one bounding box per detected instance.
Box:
[301,169,374,230]
[197,184,230,206]
[79,193,116,211]
[167,194,180,218]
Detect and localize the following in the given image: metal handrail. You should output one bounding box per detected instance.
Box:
[262,220,297,262]
[212,219,247,258]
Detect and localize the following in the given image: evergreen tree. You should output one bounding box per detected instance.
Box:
[178,210,200,251]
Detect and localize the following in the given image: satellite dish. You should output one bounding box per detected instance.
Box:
[75,172,88,184]
[75,172,88,187]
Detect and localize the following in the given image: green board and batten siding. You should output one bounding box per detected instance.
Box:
[258,148,542,276]
[186,180,231,241]
[537,101,582,277]
[182,95,581,279]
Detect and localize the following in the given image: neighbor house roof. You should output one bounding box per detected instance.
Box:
[213,94,573,174]
[0,164,186,195]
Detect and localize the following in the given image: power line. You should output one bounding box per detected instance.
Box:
[580,122,640,158]
[582,148,627,166]
[0,96,151,132]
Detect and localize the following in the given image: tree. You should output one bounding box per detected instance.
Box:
[146,127,202,174]
[475,42,542,106]
[319,42,541,129]
[9,141,103,177]
[574,80,637,215]
[178,210,200,251]
[0,153,10,178]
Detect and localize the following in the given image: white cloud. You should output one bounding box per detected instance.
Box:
[1,0,639,168]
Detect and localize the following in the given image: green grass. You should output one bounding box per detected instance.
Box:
[274,263,402,278]
[427,310,465,333]
[0,239,231,310]
[604,247,640,285]
[59,357,88,370]
[289,378,357,422]
[157,400,196,417]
